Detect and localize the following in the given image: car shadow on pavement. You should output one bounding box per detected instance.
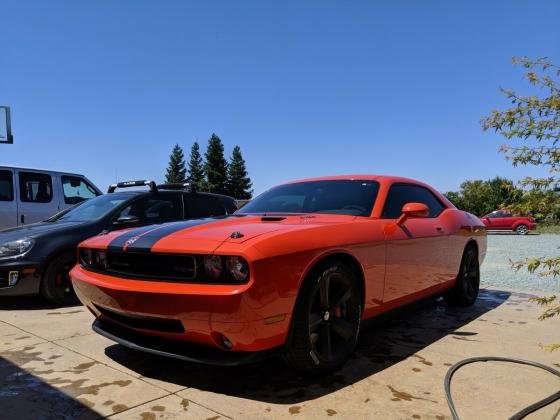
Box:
[0,356,99,419]
[104,288,512,405]
[0,295,81,310]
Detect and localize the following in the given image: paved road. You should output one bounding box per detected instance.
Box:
[1,288,559,419]
[482,234,560,293]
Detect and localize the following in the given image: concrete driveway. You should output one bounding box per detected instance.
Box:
[1,289,559,419]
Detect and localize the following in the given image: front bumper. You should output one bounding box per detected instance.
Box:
[0,260,42,296]
[93,318,278,366]
[70,265,291,353]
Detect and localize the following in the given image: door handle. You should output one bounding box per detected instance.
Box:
[435,225,444,232]
[20,214,25,224]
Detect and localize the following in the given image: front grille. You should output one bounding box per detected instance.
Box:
[81,250,198,282]
[95,305,185,333]
[0,269,10,288]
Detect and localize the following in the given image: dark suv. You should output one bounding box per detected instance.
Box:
[0,180,237,305]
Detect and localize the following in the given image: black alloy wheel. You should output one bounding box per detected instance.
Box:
[40,252,79,305]
[284,262,361,373]
[446,245,480,306]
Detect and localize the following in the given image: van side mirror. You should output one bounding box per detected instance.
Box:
[0,106,13,144]
[112,215,141,229]
[397,202,429,225]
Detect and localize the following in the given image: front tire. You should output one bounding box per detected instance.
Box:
[445,245,480,306]
[515,224,529,235]
[283,262,361,374]
[40,253,78,306]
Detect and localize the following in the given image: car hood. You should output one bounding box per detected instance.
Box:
[0,221,87,242]
[81,214,356,254]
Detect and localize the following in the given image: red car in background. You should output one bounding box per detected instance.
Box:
[481,210,536,235]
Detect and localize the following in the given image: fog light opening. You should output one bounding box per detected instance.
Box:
[8,271,19,286]
[220,334,233,350]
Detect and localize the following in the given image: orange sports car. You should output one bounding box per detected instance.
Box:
[71,175,486,373]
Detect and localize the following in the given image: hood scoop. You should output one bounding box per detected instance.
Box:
[261,216,286,222]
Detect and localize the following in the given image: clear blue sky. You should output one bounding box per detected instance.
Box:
[2,1,559,195]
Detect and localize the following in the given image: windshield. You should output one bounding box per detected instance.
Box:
[238,180,379,217]
[51,193,131,222]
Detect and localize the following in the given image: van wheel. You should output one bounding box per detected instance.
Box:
[40,253,78,306]
[283,262,361,374]
[445,245,480,306]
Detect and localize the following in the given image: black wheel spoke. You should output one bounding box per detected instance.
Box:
[331,318,353,341]
[319,277,330,310]
[320,324,333,360]
[309,313,323,332]
[332,289,351,309]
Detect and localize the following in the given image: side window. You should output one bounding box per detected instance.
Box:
[382,184,445,219]
[488,211,503,218]
[116,195,182,224]
[0,170,14,201]
[19,171,53,203]
[185,194,227,219]
[61,176,99,204]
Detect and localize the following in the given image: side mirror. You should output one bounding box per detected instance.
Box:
[112,215,140,229]
[397,202,429,225]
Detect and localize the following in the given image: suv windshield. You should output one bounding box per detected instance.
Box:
[238,180,379,217]
[51,193,131,222]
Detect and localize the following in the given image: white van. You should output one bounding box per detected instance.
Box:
[0,166,102,231]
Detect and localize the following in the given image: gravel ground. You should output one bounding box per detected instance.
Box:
[481,233,560,293]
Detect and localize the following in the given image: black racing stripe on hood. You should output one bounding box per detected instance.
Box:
[107,216,238,252]
[107,224,165,252]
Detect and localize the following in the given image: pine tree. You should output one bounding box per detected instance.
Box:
[226,145,253,199]
[204,133,228,194]
[187,142,206,191]
[165,143,186,183]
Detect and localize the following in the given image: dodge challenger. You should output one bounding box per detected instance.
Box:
[71,175,486,373]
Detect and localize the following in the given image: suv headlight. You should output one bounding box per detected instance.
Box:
[0,238,35,259]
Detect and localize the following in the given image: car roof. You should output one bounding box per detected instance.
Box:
[0,165,86,177]
[281,174,428,186]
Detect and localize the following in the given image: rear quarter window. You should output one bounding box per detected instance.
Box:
[185,194,227,218]
[0,170,13,201]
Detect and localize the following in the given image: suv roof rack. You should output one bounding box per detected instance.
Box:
[157,182,196,193]
[108,180,157,193]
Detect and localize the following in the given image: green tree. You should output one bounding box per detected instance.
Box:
[204,133,228,194]
[226,145,253,199]
[165,143,187,184]
[482,56,560,351]
[187,142,206,191]
[444,177,522,216]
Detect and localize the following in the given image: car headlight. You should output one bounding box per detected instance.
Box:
[0,238,35,259]
[204,255,223,279]
[204,255,250,283]
[226,256,250,283]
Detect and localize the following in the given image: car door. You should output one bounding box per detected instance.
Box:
[0,168,17,230]
[381,183,449,302]
[16,170,60,225]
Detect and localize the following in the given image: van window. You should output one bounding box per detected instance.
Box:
[19,172,53,203]
[0,170,13,201]
[61,175,99,204]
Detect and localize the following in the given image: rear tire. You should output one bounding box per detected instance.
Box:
[283,262,361,374]
[515,224,529,235]
[445,245,480,307]
[40,252,78,306]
